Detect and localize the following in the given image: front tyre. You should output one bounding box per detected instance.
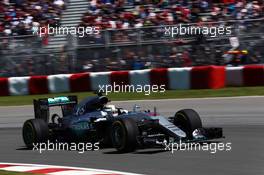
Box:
[22,119,49,148]
[111,118,139,153]
[173,109,202,139]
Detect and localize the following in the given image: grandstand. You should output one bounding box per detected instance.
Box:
[0,0,263,77]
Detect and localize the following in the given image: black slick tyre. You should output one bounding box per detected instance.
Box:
[22,119,49,148]
[173,109,202,139]
[111,118,139,152]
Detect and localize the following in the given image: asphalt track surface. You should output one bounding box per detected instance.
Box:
[0,96,264,175]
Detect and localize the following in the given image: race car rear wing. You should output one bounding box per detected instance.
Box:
[33,96,78,122]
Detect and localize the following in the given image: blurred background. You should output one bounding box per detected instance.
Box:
[0,0,263,77]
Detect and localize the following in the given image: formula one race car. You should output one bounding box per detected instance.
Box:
[22,93,223,152]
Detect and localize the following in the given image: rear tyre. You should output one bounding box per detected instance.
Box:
[22,119,49,148]
[173,109,202,139]
[111,118,139,152]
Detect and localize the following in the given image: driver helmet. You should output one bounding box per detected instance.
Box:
[105,105,118,116]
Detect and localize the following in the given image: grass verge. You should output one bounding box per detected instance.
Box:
[0,87,263,106]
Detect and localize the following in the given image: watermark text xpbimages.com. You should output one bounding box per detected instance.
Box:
[32,140,100,154]
[98,82,166,95]
[165,140,232,154]
[33,25,100,37]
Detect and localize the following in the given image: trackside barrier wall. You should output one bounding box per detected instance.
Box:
[90,72,110,91]
[110,71,130,86]
[48,74,71,93]
[0,78,9,96]
[225,66,244,86]
[243,65,264,86]
[150,68,169,89]
[0,65,263,96]
[191,66,226,89]
[8,77,30,95]
[29,76,49,94]
[69,73,91,92]
[129,69,150,87]
[168,67,191,89]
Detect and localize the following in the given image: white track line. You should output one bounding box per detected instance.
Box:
[1,165,49,172]
[0,162,144,175]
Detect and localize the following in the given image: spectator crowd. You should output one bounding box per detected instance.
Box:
[0,0,65,36]
[0,0,263,36]
[80,0,263,29]
[0,0,263,77]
